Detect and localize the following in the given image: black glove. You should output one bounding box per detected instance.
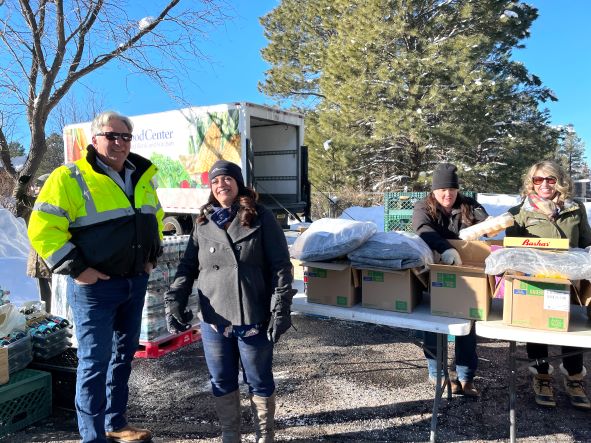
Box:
[266,288,296,343]
[267,309,292,343]
[164,297,194,335]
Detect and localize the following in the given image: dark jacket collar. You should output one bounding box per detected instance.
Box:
[84,144,153,185]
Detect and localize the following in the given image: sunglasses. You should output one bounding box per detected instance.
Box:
[96,131,133,142]
[532,176,557,185]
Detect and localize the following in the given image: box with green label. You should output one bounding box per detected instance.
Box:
[302,261,361,307]
[429,240,498,320]
[360,268,426,313]
[503,275,571,331]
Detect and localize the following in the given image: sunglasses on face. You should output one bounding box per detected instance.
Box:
[532,176,557,185]
[95,131,133,142]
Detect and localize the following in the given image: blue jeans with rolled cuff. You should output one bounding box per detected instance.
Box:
[200,321,275,398]
[424,323,478,382]
[67,274,149,443]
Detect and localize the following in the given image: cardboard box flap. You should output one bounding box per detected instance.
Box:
[503,273,571,286]
[448,239,497,265]
[302,261,350,271]
[430,263,485,274]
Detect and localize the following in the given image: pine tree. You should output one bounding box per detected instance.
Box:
[557,124,587,179]
[261,0,560,194]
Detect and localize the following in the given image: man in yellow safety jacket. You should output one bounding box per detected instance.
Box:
[28,111,163,443]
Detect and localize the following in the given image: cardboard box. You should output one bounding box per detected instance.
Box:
[429,240,498,320]
[503,274,571,331]
[503,237,569,250]
[0,348,7,385]
[360,268,425,313]
[303,261,361,307]
[291,258,305,281]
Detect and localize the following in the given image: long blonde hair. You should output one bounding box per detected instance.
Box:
[521,160,572,201]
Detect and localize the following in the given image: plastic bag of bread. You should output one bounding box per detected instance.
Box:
[459,212,514,241]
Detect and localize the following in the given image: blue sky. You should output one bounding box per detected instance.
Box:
[6,0,591,160]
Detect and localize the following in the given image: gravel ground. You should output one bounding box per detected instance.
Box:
[7,312,591,443]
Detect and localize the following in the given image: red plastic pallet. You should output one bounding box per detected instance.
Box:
[135,327,201,359]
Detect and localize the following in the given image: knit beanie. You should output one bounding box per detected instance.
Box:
[208,160,244,187]
[431,163,459,190]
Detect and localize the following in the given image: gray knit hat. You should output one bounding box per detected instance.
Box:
[431,163,459,190]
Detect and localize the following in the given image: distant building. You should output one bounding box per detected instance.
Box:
[573,178,591,200]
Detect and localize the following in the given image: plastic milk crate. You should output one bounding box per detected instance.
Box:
[30,347,78,411]
[0,369,52,438]
[383,191,477,232]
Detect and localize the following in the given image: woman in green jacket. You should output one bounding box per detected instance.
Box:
[506,160,591,410]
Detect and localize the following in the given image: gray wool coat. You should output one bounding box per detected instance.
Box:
[167,204,294,326]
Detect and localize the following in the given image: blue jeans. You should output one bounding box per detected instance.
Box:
[68,274,148,443]
[423,324,478,382]
[200,321,275,398]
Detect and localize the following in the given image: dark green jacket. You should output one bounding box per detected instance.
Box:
[506,199,591,248]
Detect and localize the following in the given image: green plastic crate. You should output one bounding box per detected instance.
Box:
[384,214,414,232]
[384,192,427,213]
[383,191,477,231]
[0,369,51,438]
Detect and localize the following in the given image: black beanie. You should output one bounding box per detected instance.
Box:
[208,160,244,187]
[431,163,459,190]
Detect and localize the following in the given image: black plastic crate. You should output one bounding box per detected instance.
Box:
[29,347,77,411]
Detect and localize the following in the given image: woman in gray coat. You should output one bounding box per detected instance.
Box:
[165,160,295,443]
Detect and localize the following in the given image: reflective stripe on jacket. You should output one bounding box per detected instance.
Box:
[28,146,164,277]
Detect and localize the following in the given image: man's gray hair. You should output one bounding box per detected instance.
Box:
[90,111,133,135]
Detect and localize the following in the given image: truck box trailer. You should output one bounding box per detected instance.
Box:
[63,102,310,233]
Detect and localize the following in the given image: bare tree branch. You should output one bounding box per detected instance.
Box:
[0,0,233,215]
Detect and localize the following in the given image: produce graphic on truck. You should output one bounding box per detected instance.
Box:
[63,102,310,234]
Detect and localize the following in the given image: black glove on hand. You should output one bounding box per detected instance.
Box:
[267,309,292,344]
[164,298,194,335]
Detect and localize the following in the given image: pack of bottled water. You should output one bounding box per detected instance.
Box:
[141,235,193,341]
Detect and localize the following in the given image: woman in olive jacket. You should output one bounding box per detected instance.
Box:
[506,160,591,410]
[165,160,295,443]
[412,163,489,397]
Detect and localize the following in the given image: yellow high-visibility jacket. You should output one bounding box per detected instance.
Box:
[28,146,164,278]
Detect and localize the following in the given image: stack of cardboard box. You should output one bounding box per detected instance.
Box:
[301,260,427,313]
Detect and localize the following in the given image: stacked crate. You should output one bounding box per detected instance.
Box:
[384,191,477,232]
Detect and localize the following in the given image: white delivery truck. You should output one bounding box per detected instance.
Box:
[63,102,311,233]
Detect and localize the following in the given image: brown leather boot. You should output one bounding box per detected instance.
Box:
[250,392,276,443]
[105,425,152,443]
[214,390,242,443]
[532,374,556,407]
[458,381,480,397]
[561,365,591,410]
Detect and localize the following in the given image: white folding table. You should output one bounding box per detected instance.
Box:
[476,302,591,443]
[291,279,473,443]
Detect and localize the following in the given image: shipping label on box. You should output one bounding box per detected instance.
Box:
[361,268,424,313]
[503,276,571,331]
[303,261,360,307]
